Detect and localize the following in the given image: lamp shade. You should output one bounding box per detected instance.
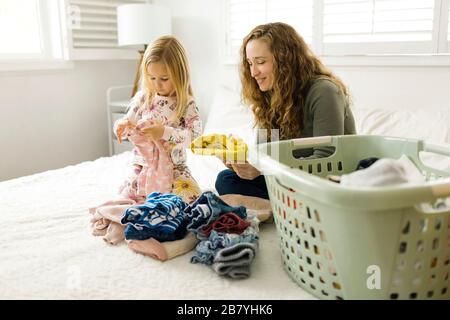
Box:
[117,4,171,47]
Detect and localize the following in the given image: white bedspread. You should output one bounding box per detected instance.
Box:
[0,151,314,300]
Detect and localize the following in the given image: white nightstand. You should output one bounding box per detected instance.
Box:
[106,85,134,156]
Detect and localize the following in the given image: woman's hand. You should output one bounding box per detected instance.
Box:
[137,122,165,141]
[231,163,261,180]
[115,119,132,143]
[219,158,234,170]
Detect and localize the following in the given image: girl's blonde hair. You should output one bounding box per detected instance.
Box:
[240,22,350,140]
[141,36,193,121]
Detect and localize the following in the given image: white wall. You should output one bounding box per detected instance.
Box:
[0,60,136,181]
[331,66,450,110]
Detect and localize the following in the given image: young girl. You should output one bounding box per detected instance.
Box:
[114,36,202,204]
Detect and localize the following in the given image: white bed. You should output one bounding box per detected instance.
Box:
[1,86,449,299]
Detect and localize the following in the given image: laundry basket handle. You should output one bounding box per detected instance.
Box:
[423,142,450,157]
[248,137,334,173]
[414,201,450,215]
[422,142,450,197]
[291,136,333,148]
[256,151,450,205]
[426,178,450,198]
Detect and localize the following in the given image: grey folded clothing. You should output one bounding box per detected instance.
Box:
[212,265,251,280]
[212,242,258,279]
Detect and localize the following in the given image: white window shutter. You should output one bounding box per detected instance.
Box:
[266,0,314,44]
[226,0,265,56]
[448,2,450,47]
[69,0,117,49]
[436,0,450,53]
[322,0,436,55]
[226,0,450,57]
[226,0,313,58]
[68,0,146,49]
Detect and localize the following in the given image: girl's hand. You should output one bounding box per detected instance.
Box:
[231,163,261,180]
[137,122,165,141]
[115,119,132,143]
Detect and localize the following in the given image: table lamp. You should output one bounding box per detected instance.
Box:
[117,4,171,98]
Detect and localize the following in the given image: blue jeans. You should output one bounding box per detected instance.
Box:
[215,169,269,199]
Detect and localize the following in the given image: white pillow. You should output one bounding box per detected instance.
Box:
[187,85,257,193]
[352,106,450,172]
[203,85,256,146]
[353,107,450,144]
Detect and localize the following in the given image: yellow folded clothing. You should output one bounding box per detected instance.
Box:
[190,133,248,162]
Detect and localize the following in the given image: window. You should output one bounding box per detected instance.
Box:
[0,0,67,62]
[68,0,147,59]
[322,0,435,55]
[448,8,450,41]
[0,0,41,58]
[225,0,313,57]
[447,1,450,51]
[225,0,450,59]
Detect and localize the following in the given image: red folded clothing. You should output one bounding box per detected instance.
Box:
[201,212,251,237]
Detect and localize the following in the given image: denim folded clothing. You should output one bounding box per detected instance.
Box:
[184,191,247,240]
[191,226,259,265]
[121,192,188,241]
[191,230,234,265]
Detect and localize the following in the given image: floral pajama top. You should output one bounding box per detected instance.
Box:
[115,91,202,203]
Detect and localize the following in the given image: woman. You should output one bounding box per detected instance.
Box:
[215,22,356,199]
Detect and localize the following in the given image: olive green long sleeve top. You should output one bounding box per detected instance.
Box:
[296,78,356,158]
[255,78,356,158]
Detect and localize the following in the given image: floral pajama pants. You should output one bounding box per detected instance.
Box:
[119,163,201,204]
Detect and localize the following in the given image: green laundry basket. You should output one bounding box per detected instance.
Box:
[251,135,450,300]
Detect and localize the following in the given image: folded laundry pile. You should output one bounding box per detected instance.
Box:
[185,191,260,279]
[89,191,273,274]
[89,192,199,262]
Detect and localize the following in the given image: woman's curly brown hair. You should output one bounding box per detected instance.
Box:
[240,22,350,140]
